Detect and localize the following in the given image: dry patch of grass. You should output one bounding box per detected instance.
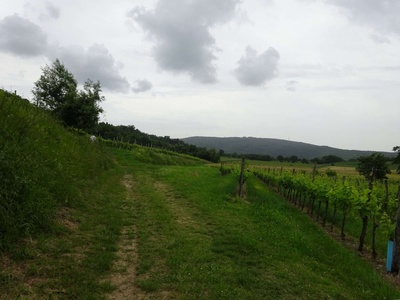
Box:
[106,175,144,299]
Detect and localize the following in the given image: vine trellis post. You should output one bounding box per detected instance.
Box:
[391,184,400,275]
[238,157,246,198]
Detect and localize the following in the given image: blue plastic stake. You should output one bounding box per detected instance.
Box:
[387,240,394,272]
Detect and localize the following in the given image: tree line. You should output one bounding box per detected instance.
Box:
[225,152,346,165]
[94,122,220,162]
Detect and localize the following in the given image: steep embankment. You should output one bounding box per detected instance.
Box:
[0,89,113,249]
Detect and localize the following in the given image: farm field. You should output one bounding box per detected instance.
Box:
[3,147,400,299]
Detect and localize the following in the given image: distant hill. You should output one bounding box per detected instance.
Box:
[181,136,396,160]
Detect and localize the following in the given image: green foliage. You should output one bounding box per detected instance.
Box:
[321,155,344,164]
[356,152,391,180]
[32,59,77,111]
[32,59,104,131]
[0,89,111,249]
[60,79,105,130]
[325,168,337,177]
[220,164,234,175]
[254,166,400,256]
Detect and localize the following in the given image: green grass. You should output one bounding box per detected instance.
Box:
[0,166,127,298]
[114,153,400,299]
[2,145,400,299]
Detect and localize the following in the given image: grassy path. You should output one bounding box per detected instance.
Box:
[106,174,143,299]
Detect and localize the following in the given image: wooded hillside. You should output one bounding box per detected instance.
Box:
[182,136,396,160]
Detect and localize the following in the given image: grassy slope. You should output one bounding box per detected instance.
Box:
[0,90,120,298]
[0,90,113,249]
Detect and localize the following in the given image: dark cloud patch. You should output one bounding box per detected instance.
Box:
[132,79,153,93]
[0,14,48,57]
[52,44,131,93]
[41,2,61,20]
[234,46,280,86]
[326,0,400,39]
[370,33,390,44]
[129,0,241,84]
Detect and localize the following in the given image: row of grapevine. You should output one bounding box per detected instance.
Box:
[220,160,251,197]
[253,167,400,259]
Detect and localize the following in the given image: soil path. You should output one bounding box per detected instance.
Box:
[106,174,145,300]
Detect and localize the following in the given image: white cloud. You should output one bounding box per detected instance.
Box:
[234,46,280,86]
[0,14,48,57]
[128,0,241,84]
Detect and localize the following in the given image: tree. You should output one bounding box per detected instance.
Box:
[32,59,104,131]
[32,59,77,112]
[60,80,104,130]
[311,157,322,164]
[301,158,309,164]
[321,155,344,164]
[356,153,390,180]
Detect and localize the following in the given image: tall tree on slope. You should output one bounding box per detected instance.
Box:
[32,59,104,131]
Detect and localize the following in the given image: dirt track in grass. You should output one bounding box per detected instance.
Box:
[106,174,144,300]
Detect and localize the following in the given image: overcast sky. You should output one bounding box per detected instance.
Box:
[1,0,399,152]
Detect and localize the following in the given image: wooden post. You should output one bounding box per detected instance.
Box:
[312,162,317,182]
[383,179,389,211]
[358,168,375,252]
[391,184,400,275]
[238,157,245,198]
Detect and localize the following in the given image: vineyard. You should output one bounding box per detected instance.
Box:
[221,161,400,272]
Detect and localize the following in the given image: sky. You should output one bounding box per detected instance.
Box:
[1,0,399,152]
